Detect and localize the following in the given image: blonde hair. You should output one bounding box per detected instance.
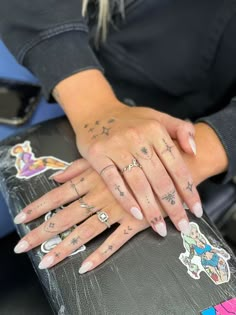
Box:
[82,0,125,45]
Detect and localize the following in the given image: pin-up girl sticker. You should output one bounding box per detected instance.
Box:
[11,141,69,179]
[179,222,230,285]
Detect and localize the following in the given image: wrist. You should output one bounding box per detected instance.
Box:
[53,69,124,131]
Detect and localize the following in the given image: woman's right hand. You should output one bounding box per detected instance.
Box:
[54,70,203,237]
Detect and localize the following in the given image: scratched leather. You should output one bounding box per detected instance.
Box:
[0,117,236,315]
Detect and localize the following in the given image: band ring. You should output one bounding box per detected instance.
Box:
[97,211,110,228]
[78,198,95,215]
[100,164,116,176]
[122,158,142,173]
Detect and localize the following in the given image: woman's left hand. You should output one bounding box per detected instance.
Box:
[13,159,150,273]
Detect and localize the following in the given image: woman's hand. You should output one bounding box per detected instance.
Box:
[74,104,202,236]
[14,162,149,273]
[54,70,202,236]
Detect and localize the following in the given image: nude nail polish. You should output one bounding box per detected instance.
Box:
[14,212,27,224]
[48,170,64,180]
[188,136,197,155]
[130,207,143,220]
[155,222,167,237]
[178,219,191,235]
[192,202,203,218]
[79,261,93,274]
[38,256,54,269]
[14,240,29,253]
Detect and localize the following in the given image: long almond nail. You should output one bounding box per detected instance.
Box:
[155,222,167,237]
[178,219,191,234]
[49,170,64,180]
[38,256,54,269]
[189,136,197,155]
[14,240,29,253]
[130,207,143,220]
[192,202,203,218]
[14,212,27,224]
[79,261,93,274]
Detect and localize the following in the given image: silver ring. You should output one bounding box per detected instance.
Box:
[78,198,95,215]
[97,211,110,228]
[122,158,142,173]
[100,164,116,176]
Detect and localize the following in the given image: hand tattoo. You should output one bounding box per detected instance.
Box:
[71,236,80,246]
[186,181,193,192]
[150,216,162,226]
[115,184,125,197]
[137,146,153,160]
[124,226,132,235]
[162,190,176,205]
[161,139,175,159]
[44,221,60,233]
[103,245,113,254]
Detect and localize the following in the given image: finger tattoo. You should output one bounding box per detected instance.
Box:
[71,236,81,246]
[150,216,162,226]
[161,139,175,159]
[186,181,193,192]
[115,184,125,197]
[162,190,176,205]
[103,245,114,255]
[124,226,133,235]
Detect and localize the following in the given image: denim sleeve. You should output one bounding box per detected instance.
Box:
[0,0,103,100]
[198,13,236,183]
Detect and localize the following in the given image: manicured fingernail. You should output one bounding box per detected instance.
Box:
[79,261,93,274]
[189,136,197,155]
[192,202,203,218]
[130,207,143,220]
[155,222,167,237]
[49,170,64,180]
[38,256,54,269]
[14,240,29,253]
[14,212,27,224]
[178,219,191,234]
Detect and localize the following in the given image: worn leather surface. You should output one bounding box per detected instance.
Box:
[0,117,236,315]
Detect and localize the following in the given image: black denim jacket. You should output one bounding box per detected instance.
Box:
[0,0,236,182]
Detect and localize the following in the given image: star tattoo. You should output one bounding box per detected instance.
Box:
[186,181,193,192]
[71,237,80,246]
[161,139,175,159]
[101,126,111,136]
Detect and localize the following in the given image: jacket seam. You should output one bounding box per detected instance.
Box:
[17,23,88,63]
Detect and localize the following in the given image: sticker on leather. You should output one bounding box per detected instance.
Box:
[200,297,236,314]
[11,140,69,179]
[179,222,230,285]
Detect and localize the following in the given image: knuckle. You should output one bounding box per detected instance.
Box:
[147,119,162,131]
[125,127,142,142]
[87,142,103,157]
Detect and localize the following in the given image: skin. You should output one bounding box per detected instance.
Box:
[14,120,228,272]
[52,70,204,235]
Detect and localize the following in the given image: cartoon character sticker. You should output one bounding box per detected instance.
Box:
[11,140,69,179]
[179,222,230,285]
[201,297,236,314]
[41,208,86,256]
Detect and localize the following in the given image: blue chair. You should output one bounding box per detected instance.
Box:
[0,40,64,237]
